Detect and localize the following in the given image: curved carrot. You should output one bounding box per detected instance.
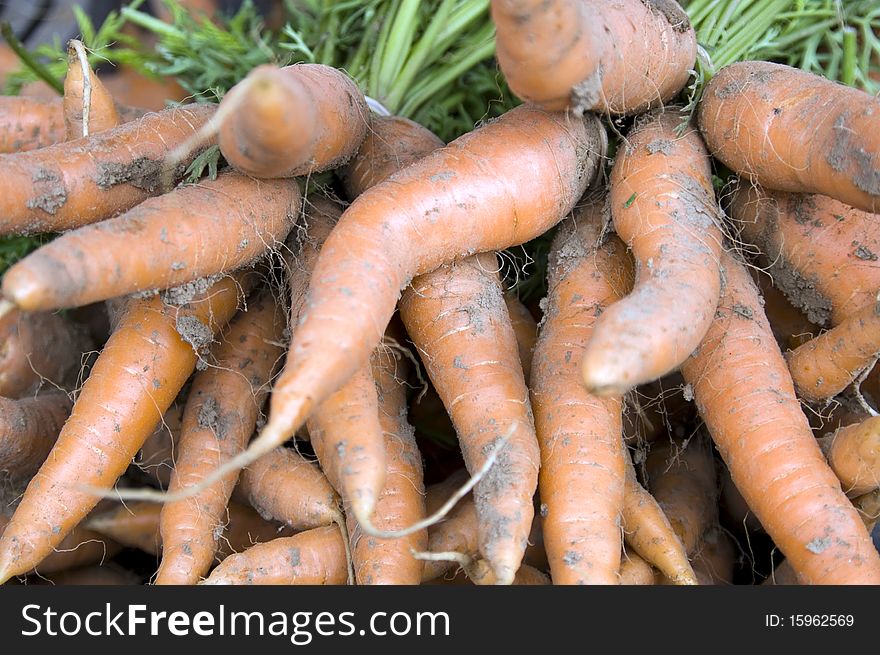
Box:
[203,525,347,585]
[680,251,880,584]
[644,437,718,556]
[618,550,655,585]
[218,63,368,179]
[504,292,537,380]
[135,404,186,489]
[818,417,880,498]
[346,348,426,585]
[245,105,606,482]
[690,527,737,586]
[0,102,216,236]
[699,61,880,213]
[0,391,71,477]
[491,0,696,115]
[0,273,251,583]
[3,173,301,312]
[63,39,120,139]
[530,202,633,584]
[421,496,479,583]
[730,184,880,327]
[786,296,880,403]
[622,453,697,585]
[582,109,723,396]
[0,308,93,398]
[156,291,285,585]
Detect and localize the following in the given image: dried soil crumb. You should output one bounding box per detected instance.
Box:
[647,139,674,155]
[176,315,213,352]
[805,537,831,554]
[162,274,223,306]
[643,0,691,33]
[854,245,878,261]
[26,168,67,214]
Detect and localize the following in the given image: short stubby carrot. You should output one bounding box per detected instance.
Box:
[3,172,301,312]
[202,525,348,585]
[530,201,633,584]
[582,109,723,396]
[491,0,696,115]
[0,308,93,397]
[680,251,880,584]
[0,272,251,583]
[156,291,285,585]
[248,104,606,477]
[699,61,880,213]
[218,63,368,179]
[0,102,216,236]
[787,296,880,403]
[0,392,72,478]
[400,252,540,585]
[63,39,120,139]
[730,184,880,327]
[817,418,880,498]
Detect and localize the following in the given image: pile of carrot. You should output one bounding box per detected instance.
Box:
[0,0,879,587]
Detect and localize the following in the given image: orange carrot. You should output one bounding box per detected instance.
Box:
[0,391,72,478]
[699,61,880,213]
[63,40,121,139]
[582,109,723,396]
[504,292,537,380]
[676,527,737,586]
[202,525,348,585]
[755,273,818,351]
[155,291,285,585]
[134,404,186,489]
[818,417,880,497]
[645,437,718,556]
[0,102,216,236]
[730,184,880,327]
[3,172,300,312]
[530,201,633,584]
[218,63,368,178]
[720,467,764,534]
[0,272,251,583]
[680,251,880,584]
[618,550,655,585]
[491,0,696,115]
[238,104,606,492]
[421,495,478,583]
[0,308,93,398]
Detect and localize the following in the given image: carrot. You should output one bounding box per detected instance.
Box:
[730,184,880,327]
[680,251,880,584]
[63,40,120,139]
[786,295,880,404]
[237,104,606,490]
[645,437,718,556]
[530,201,633,585]
[581,109,722,396]
[0,272,251,583]
[698,61,880,213]
[756,273,818,351]
[0,391,72,478]
[0,308,93,398]
[0,102,216,236]
[854,489,880,533]
[85,500,289,559]
[346,348,426,585]
[504,292,537,380]
[134,404,186,489]
[421,495,478,583]
[817,417,880,498]
[491,0,696,115]
[155,291,285,585]
[688,527,737,586]
[3,172,300,312]
[422,552,550,586]
[621,452,697,585]
[762,559,800,586]
[218,63,368,179]
[720,467,764,534]
[622,375,693,447]
[618,550,655,585]
[38,564,140,586]
[202,525,348,585]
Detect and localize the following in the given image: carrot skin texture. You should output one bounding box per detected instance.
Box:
[0,103,216,236]
[492,0,696,115]
[0,392,72,477]
[818,418,880,497]
[680,252,880,584]
[421,496,479,582]
[134,404,185,489]
[261,104,605,459]
[504,292,537,380]
[203,526,348,585]
[787,297,880,403]
[729,184,880,327]
[583,110,722,396]
[400,252,540,585]
[530,204,632,584]
[63,42,121,139]
[218,63,368,179]
[0,274,249,582]
[618,550,655,585]
[156,292,285,585]
[699,61,880,213]
[4,173,301,312]
[0,309,93,398]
